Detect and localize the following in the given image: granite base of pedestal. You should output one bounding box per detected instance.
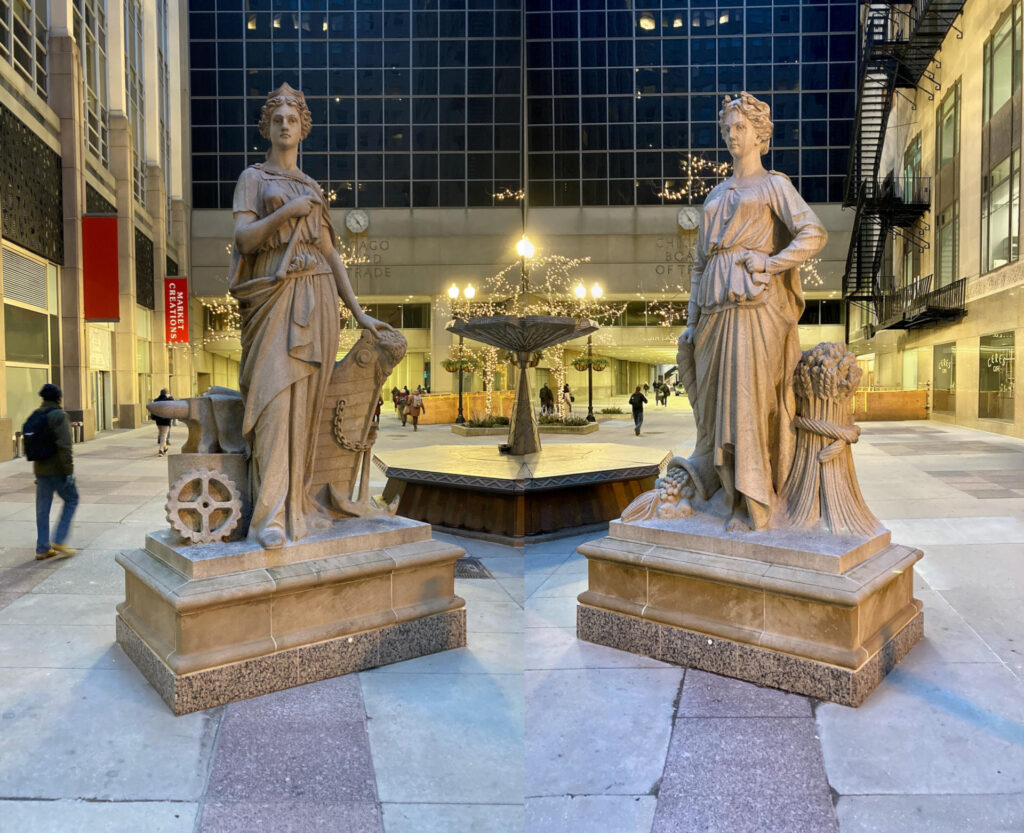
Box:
[375,443,669,542]
[576,519,924,707]
[116,517,466,715]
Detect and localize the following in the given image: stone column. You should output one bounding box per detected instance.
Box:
[48,34,95,439]
[148,164,169,398]
[109,114,141,428]
[0,189,9,460]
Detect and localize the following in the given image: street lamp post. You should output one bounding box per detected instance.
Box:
[455,334,466,424]
[448,283,476,425]
[585,333,595,422]
[515,236,534,306]
[574,282,603,423]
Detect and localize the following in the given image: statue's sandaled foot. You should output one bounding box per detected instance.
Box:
[258,526,286,549]
[725,513,752,533]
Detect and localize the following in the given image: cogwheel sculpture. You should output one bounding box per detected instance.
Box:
[166,467,243,544]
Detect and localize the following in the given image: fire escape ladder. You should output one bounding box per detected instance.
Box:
[842,1,968,336]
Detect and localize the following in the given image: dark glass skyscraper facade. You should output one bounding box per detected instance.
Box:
[189,0,523,210]
[188,0,857,210]
[526,0,858,206]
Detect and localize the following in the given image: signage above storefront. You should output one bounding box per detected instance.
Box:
[164,276,189,344]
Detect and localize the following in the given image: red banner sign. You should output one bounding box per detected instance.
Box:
[82,215,119,321]
[164,277,189,344]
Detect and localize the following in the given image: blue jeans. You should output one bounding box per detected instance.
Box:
[36,475,79,554]
[633,409,644,431]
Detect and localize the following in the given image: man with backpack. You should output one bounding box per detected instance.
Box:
[23,384,78,560]
[628,385,648,437]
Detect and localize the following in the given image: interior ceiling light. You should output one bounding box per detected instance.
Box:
[672,17,683,28]
[639,13,656,30]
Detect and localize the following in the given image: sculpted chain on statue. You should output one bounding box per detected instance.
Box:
[625,92,835,533]
[228,84,396,549]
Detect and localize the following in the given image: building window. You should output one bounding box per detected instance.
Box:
[983,2,1022,123]
[190,5,522,210]
[982,149,1021,272]
[525,4,856,206]
[124,0,145,205]
[936,84,960,170]
[73,0,109,167]
[935,203,959,288]
[0,0,48,99]
[979,331,1015,421]
[798,299,843,326]
[932,342,956,415]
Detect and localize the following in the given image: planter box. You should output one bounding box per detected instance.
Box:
[451,422,599,436]
[409,392,515,425]
[851,390,927,421]
[450,425,508,437]
[538,422,599,434]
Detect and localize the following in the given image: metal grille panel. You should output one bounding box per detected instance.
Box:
[2,246,47,309]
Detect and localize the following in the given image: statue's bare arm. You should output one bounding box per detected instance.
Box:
[320,226,395,333]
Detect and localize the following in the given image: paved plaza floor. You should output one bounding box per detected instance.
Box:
[0,398,1022,832]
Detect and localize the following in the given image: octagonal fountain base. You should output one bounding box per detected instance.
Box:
[374,443,670,543]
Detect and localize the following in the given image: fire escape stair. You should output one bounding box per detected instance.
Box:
[843,1,967,334]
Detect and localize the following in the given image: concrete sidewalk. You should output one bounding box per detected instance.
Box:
[0,411,1022,831]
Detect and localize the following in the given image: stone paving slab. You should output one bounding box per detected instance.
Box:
[204,712,378,802]
[818,658,1024,795]
[652,717,838,833]
[526,795,657,833]
[381,802,524,833]
[0,799,199,832]
[835,794,1024,833]
[676,669,813,718]
[524,667,682,797]
[0,666,219,800]
[197,801,383,833]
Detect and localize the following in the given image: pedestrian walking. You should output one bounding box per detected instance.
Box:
[539,383,554,415]
[396,388,409,426]
[562,383,574,414]
[406,390,425,431]
[154,388,174,455]
[22,384,78,560]
[629,385,648,436]
[373,396,383,424]
[391,386,400,412]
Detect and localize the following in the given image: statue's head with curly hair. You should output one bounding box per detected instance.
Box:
[258,82,313,141]
[719,92,773,156]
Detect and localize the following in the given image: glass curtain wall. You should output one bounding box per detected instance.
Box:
[189,1,522,209]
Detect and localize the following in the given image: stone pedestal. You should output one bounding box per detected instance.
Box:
[116,516,466,714]
[577,518,923,706]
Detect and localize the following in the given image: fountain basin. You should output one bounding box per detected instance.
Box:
[375,443,669,542]
[446,315,597,456]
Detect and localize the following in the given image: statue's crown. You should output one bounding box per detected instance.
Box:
[267,82,305,104]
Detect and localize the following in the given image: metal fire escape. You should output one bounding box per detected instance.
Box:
[844,1,967,336]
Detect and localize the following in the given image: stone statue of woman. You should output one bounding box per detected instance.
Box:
[228,83,390,549]
[674,92,828,532]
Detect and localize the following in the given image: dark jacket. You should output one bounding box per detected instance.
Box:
[32,401,74,477]
[629,392,648,412]
[153,392,174,426]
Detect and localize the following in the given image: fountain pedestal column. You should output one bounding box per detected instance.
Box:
[503,350,541,455]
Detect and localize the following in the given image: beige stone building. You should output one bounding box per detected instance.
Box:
[848,0,1024,437]
[190,202,853,405]
[0,0,192,459]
